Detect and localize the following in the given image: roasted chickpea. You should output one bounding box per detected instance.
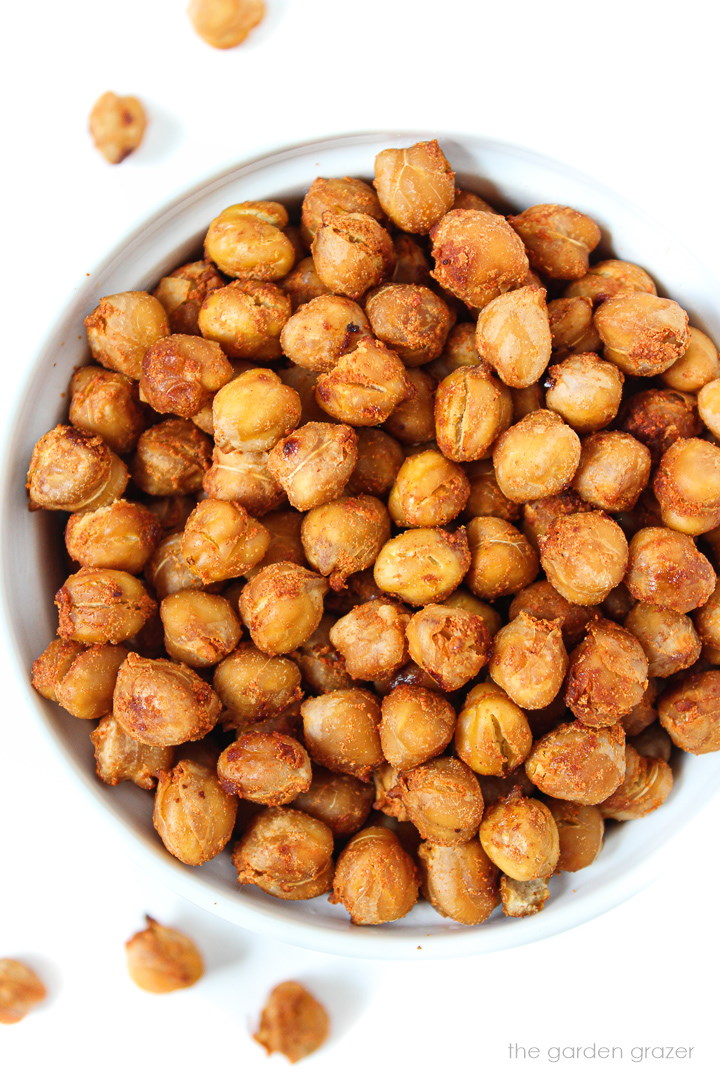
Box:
[65,499,161,574]
[442,590,501,638]
[455,682,532,776]
[373,139,454,234]
[217,732,311,804]
[653,438,720,534]
[55,568,155,645]
[464,460,520,522]
[91,713,173,789]
[301,688,383,780]
[155,758,236,863]
[625,527,716,613]
[625,602,701,678]
[181,499,269,584]
[493,410,581,502]
[405,604,490,692]
[509,204,601,279]
[509,581,596,648]
[547,297,602,358]
[197,280,290,360]
[392,233,432,286]
[114,652,221,746]
[489,612,568,711]
[479,769,536,805]
[132,419,212,496]
[365,283,452,366]
[301,495,390,589]
[565,618,648,726]
[140,334,232,418]
[694,579,720,662]
[619,388,701,464]
[539,511,629,605]
[500,875,551,918]
[418,838,499,924]
[378,685,456,771]
[374,527,471,606]
[660,326,720,392]
[315,337,412,426]
[522,490,590,551]
[301,176,384,245]
[396,757,484,845]
[40,641,126,719]
[479,792,559,880]
[204,201,295,281]
[594,293,689,376]
[31,638,86,702]
[510,383,545,421]
[544,352,624,434]
[658,669,720,754]
[160,590,241,667]
[465,516,539,600]
[311,211,395,300]
[434,365,512,462]
[545,799,604,872]
[84,291,169,379]
[524,721,626,804]
[630,723,673,762]
[202,446,283,517]
[153,259,225,335]
[232,807,334,900]
[188,0,265,49]
[211,368,301,453]
[27,424,129,513]
[330,825,419,924]
[291,767,373,836]
[620,677,659,736]
[347,429,404,497]
[279,295,370,373]
[291,616,352,693]
[572,431,651,512]
[267,422,358,511]
[430,210,529,309]
[88,90,146,164]
[475,286,551,388]
[328,599,410,681]
[245,510,306,577]
[564,259,656,304]
[213,643,302,723]
[69,367,147,455]
[383,367,437,444]
[388,450,469,528]
[240,562,328,654]
[452,188,499,214]
[698,376,720,439]
[437,322,481,374]
[145,530,206,598]
[599,745,673,820]
[281,256,330,311]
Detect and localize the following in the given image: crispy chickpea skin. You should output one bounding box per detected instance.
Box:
[212,368,301,453]
[348,429,404,497]
[267,422,358,511]
[140,334,232,418]
[217,732,311,804]
[132,419,212,496]
[475,286,552,388]
[244,510,306,577]
[489,613,569,711]
[65,499,161,574]
[418,838,499,924]
[564,258,657,304]
[389,450,470,528]
[113,653,221,746]
[292,616,353,693]
[69,366,147,455]
[509,581,596,649]
[658,669,720,754]
[572,431,651,512]
[379,685,456,770]
[281,256,330,310]
[301,176,384,244]
[384,367,437,444]
[509,204,601,280]
[464,460,521,522]
[329,599,410,681]
[455,682,532,776]
[232,807,334,899]
[625,527,716,613]
[50,643,128,719]
[202,446,283,516]
[619,388,701,464]
[547,297,602,358]
[31,638,85,701]
[153,759,237,865]
[373,140,455,234]
[254,980,329,1065]
[500,875,551,917]
[492,410,581,502]
[434,364,512,462]
[465,516,539,600]
[240,562,329,655]
[565,618,648,726]
[546,799,604,872]
[27,424,129,512]
[315,337,412,426]
[365,284,452,366]
[653,438,720,534]
[544,352,624,434]
[55,568,156,645]
[522,489,591,551]
[598,745,673,821]
[91,713,173,789]
[311,211,395,300]
[213,643,302,723]
[479,792,559,880]
[301,688,383,780]
[291,767,374,836]
[594,293,690,376]
[436,321,481,374]
[181,499,269,584]
[392,233,433,286]
[280,295,370,373]
[198,280,291,360]
[625,602,701,678]
[153,259,225,335]
[374,527,471,606]
[84,291,169,379]
[524,721,626,804]
[160,590,241,667]
[204,201,295,281]
[660,326,720,392]
[406,604,490,692]
[188,0,265,49]
[301,495,391,589]
[539,511,629,605]
[330,825,419,924]
[430,209,530,309]
[621,677,659,736]
[395,757,484,845]
[145,530,206,598]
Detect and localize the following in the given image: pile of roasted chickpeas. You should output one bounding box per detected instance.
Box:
[28,139,720,927]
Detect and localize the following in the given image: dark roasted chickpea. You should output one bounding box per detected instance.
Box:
[406,604,490,692]
[392,233,432,286]
[630,723,673,762]
[522,490,590,551]
[540,511,629,605]
[245,510,306,578]
[181,499,269,584]
[114,652,221,746]
[565,618,648,726]
[694,580,720,662]
[388,450,470,528]
[625,602,701,678]
[347,429,404,497]
[153,759,237,865]
[599,745,673,820]
[330,825,419,924]
[653,438,720,534]
[253,980,328,1064]
[594,293,689,376]
[547,297,602,357]
[564,258,657,304]
[465,516,539,600]
[509,581,596,649]
[493,409,581,502]
[380,685,456,770]
[365,284,452,366]
[69,367,147,455]
[430,210,529,309]
[323,567,386,614]
[572,431,651,512]
[455,682,532,776]
[267,421,358,511]
[240,562,328,654]
[153,259,225,335]
[418,838,499,924]
[45,643,127,719]
[329,599,410,681]
[56,568,156,645]
[65,499,161,574]
[396,757,484,845]
[140,334,232,418]
[145,530,207,598]
[625,527,715,613]
[213,643,302,723]
[311,211,395,300]
[279,295,370,373]
[301,176,384,245]
[490,612,568,711]
[524,721,626,804]
[197,281,290,360]
[619,388,701,464]
[281,256,330,310]
[91,713,173,789]
[620,677,659,736]
[660,326,720,392]
[301,688,383,780]
[212,368,301,453]
[315,337,412,426]
[479,791,559,880]
[658,669,720,754]
[373,139,454,234]
[233,807,334,899]
[84,291,169,379]
[544,352,624,434]
[27,424,129,512]
[374,527,471,605]
[434,364,512,462]
[292,616,353,693]
[464,460,520,522]
[475,286,551,388]
[204,201,295,281]
[217,732,311,804]
[291,767,373,836]
[509,204,601,279]
[301,495,391,590]
[383,367,437,444]
[160,590,241,667]
[202,446,283,517]
[545,799,604,872]
[132,419,212,496]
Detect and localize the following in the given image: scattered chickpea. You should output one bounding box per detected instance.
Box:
[312,211,395,299]
[153,260,225,335]
[56,568,156,645]
[291,768,374,836]
[547,297,602,357]
[182,499,270,583]
[188,0,265,49]
[254,981,329,1064]
[625,527,716,613]
[301,688,383,780]
[85,291,169,379]
[374,527,471,606]
[91,714,173,789]
[619,388,701,464]
[572,431,651,512]
[599,744,673,820]
[132,419,212,497]
[27,425,129,513]
[658,669,720,754]
[509,580,595,649]
[348,429,404,498]
[0,959,46,1024]
[329,599,410,681]
[65,499,161,574]
[653,437,720,535]
[89,91,146,164]
[205,201,295,281]
[625,602,701,678]
[125,916,203,994]
[406,604,490,692]
[396,756,484,845]
[384,367,437,444]
[418,838,499,924]
[198,281,291,360]
[315,337,412,426]
[217,732,312,805]
[465,516,539,600]
[500,875,551,918]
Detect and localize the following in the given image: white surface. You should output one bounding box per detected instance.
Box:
[2,1,720,1076]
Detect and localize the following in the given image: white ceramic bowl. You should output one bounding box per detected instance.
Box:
[3,132,720,960]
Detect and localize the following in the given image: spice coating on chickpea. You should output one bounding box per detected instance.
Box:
[55,568,156,645]
[544,352,624,434]
[280,294,370,373]
[564,259,657,304]
[493,410,581,503]
[330,825,419,924]
[479,792,559,881]
[291,767,374,836]
[546,799,604,872]
[204,201,295,281]
[490,612,569,711]
[395,757,484,845]
[267,422,358,511]
[539,511,629,605]
[85,291,169,379]
[301,688,383,780]
[653,438,720,534]
[311,211,395,300]
[406,604,490,692]
[132,419,212,496]
[69,367,147,455]
[198,281,291,360]
[254,980,329,1064]
[314,337,412,427]
[91,714,173,789]
[379,685,456,771]
[214,643,302,726]
[565,618,648,726]
[113,652,221,746]
[217,732,312,805]
[465,516,539,600]
[625,527,716,614]
[160,590,241,667]
[153,759,237,865]
[240,562,329,655]
[366,283,452,366]
[625,602,701,678]
[547,297,602,358]
[455,682,533,776]
[524,721,626,804]
[434,364,512,462]
[598,744,673,820]
[430,209,530,309]
[329,600,410,681]
[373,140,455,234]
[27,424,129,513]
[232,807,334,900]
[181,499,269,584]
[65,500,162,575]
[509,580,595,649]
[153,260,225,335]
[374,527,471,606]
[475,286,552,389]
[594,293,690,377]
[572,431,651,512]
[418,838,499,924]
[658,669,720,754]
[301,495,391,590]
[389,450,470,528]
[509,204,601,280]
[660,326,720,393]
[141,334,232,418]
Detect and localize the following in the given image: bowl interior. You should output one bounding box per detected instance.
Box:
[4,132,720,960]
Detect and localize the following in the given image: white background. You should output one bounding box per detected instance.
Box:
[2,2,720,1077]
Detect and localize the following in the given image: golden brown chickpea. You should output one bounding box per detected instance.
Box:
[311,211,395,300]
[254,980,329,1064]
[419,837,500,925]
[188,0,265,49]
[27,424,129,513]
[153,259,226,335]
[144,494,196,532]
[396,757,484,845]
[373,139,454,234]
[372,762,410,820]
[160,590,241,667]
[383,367,437,445]
[388,450,469,528]
[153,758,237,864]
[281,256,330,311]
[694,579,720,662]
[493,409,581,502]
[406,604,490,692]
[524,721,626,804]
[565,618,648,726]
[479,768,536,805]
[114,653,221,746]
[330,825,419,924]
[547,296,602,357]
[436,322,481,374]
[464,460,521,522]
[658,669,720,754]
[452,188,500,214]
[347,429,404,498]
[479,791,559,880]
[599,745,673,820]
[328,599,410,681]
[279,294,370,373]
[65,499,161,574]
[564,259,657,304]
[301,176,384,245]
[213,643,302,723]
[0,958,47,1024]
[140,334,232,418]
[233,806,334,899]
[217,732,311,805]
[572,431,651,512]
[442,589,502,638]
[465,516,539,600]
[500,875,551,917]
[509,581,596,649]
[300,689,383,782]
[181,499,269,584]
[522,490,590,551]
[212,369,301,453]
[510,383,545,421]
[489,613,568,711]
[197,281,291,360]
[430,209,530,309]
[145,530,207,598]
[300,495,391,589]
[267,422,358,511]
[314,337,412,426]
[91,713,173,789]
[374,527,471,606]
[698,377,720,439]
[434,365,512,462]
[625,527,716,613]
[291,616,353,693]
[240,562,329,654]
[475,286,551,388]
[630,723,673,762]
[31,638,86,701]
[653,438,720,534]
[619,388,701,464]
[365,284,452,366]
[594,293,689,376]
[625,602,701,678]
[69,367,147,455]
[202,446,283,517]
[52,643,128,720]
[132,419,212,496]
[290,767,373,836]
[56,568,156,645]
[544,352,624,434]
[392,233,433,286]
[509,204,601,280]
[539,511,629,605]
[545,799,604,872]
[84,291,169,379]
[455,682,532,777]
[620,677,659,736]
[245,510,307,578]
[379,686,456,771]
[88,90,146,164]
[660,326,720,392]
[204,201,295,281]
